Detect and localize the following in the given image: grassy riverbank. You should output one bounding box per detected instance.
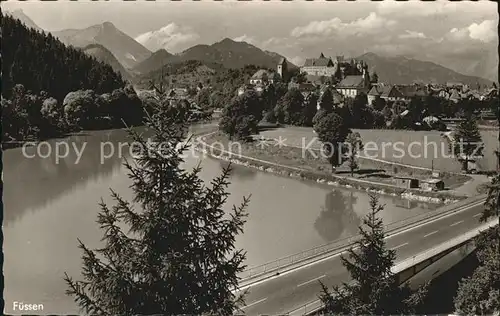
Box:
[200,132,473,203]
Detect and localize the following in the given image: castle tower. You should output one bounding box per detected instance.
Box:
[277,57,288,82]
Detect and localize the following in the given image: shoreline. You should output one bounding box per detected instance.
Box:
[195,132,474,204]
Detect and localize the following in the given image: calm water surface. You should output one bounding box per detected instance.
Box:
[3,126,439,314]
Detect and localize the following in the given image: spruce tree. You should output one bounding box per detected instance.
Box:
[64,102,249,315]
[319,194,428,314]
[450,115,483,173]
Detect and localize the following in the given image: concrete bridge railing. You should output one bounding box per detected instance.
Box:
[239,194,486,282]
[288,219,498,316]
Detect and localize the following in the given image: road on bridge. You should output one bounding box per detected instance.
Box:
[238,201,487,315]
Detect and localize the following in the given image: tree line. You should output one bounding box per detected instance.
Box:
[2,13,125,101]
[1,14,147,143]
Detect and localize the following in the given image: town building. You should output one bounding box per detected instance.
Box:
[288,82,317,98]
[249,69,281,85]
[300,53,337,77]
[367,84,429,105]
[240,58,289,96]
[336,72,371,99]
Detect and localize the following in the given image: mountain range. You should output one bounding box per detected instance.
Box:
[131,49,174,75]
[356,52,494,87]
[52,22,151,69]
[5,10,496,87]
[132,38,297,75]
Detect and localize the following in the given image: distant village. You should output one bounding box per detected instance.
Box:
[239,53,498,109]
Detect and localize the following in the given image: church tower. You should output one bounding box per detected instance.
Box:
[277,57,288,82]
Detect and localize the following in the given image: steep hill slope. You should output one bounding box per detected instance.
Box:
[82,44,132,81]
[357,52,493,86]
[2,13,125,101]
[133,38,296,74]
[4,9,42,31]
[132,49,175,75]
[53,22,151,69]
[179,38,296,69]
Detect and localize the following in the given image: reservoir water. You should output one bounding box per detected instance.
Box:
[3,125,440,314]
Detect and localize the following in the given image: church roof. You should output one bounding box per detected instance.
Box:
[278,57,287,65]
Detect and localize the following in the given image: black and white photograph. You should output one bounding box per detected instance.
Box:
[1,0,499,315]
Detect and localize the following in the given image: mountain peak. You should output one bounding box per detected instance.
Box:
[101,21,116,29]
[358,52,380,59]
[218,37,236,44]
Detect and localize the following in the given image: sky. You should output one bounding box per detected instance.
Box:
[2,0,498,70]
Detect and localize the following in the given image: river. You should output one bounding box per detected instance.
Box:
[3,125,440,314]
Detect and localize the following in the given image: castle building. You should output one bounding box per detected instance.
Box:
[300,53,338,77]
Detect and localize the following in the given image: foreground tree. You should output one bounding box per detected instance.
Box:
[314,112,350,171]
[65,103,249,315]
[450,116,484,173]
[319,194,428,314]
[344,131,364,176]
[454,173,500,315]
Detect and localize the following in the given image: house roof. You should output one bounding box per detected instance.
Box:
[306,74,323,83]
[251,69,280,80]
[267,72,280,80]
[251,69,270,79]
[368,86,382,96]
[449,90,461,100]
[396,85,428,98]
[382,86,403,98]
[338,75,365,88]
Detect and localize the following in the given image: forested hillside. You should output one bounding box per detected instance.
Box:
[1,13,144,143]
[1,13,125,101]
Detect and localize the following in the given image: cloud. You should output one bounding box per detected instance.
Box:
[289,56,305,66]
[377,1,493,18]
[135,23,200,53]
[232,34,257,45]
[468,20,496,43]
[377,1,457,17]
[399,30,426,39]
[446,20,497,43]
[290,13,396,38]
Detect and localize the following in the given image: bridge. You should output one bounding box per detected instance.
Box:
[236,195,496,315]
